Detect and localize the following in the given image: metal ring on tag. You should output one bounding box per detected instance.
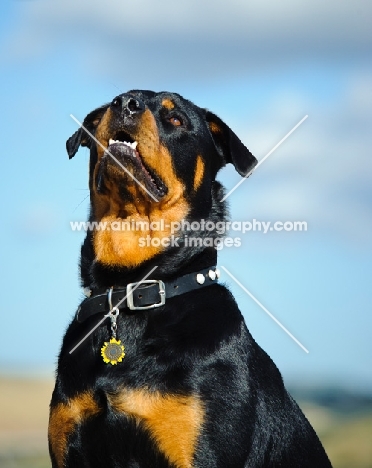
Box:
[107,287,114,311]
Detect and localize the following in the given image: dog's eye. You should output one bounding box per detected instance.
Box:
[111,97,122,108]
[169,116,183,127]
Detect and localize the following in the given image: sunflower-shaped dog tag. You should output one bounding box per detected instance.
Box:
[101,290,125,365]
[101,338,125,365]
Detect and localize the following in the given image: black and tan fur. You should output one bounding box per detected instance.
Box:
[49,90,332,467]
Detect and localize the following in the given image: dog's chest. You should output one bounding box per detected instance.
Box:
[49,384,204,468]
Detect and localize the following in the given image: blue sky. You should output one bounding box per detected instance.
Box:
[0,0,371,391]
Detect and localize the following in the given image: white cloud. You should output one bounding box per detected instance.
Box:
[347,72,372,115]
[4,0,371,81]
[224,76,372,244]
[2,1,370,244]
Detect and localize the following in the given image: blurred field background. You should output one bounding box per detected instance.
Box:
[0,375,371,468]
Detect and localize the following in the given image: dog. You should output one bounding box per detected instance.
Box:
[49,90,332,467]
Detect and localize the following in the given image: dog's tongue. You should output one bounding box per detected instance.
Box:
[108,139,138,158]
[105,138,167,198]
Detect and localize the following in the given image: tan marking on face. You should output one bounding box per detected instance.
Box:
[92,108,189,267]
[208,121,221,134]
[193,155,205,191]
[108,389,204,468]
[162,98,175,110]
[48,392,101,468]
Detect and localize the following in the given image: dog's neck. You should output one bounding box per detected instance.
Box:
[80,234,218,290]
[80,181,226,290]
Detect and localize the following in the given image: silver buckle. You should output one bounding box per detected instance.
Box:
[126,280,166,310]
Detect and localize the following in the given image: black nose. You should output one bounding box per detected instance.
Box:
[111,95,146,117]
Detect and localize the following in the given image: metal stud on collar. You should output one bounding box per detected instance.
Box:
[196,268,220,285]
[208,270,216,280]
[196,273,205,284]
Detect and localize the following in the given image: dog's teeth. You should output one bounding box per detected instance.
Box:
[108,139,138,150]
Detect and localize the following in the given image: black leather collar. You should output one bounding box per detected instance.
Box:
[76,266,219,323]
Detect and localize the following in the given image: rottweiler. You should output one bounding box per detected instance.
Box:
[49,90,332,468]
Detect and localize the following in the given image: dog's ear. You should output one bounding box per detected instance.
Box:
[206,111,257,177]
[67,104,109,159]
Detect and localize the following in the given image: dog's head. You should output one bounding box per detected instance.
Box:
[67,90,257,279]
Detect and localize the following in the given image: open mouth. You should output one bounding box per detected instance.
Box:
[104,131,167,199]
